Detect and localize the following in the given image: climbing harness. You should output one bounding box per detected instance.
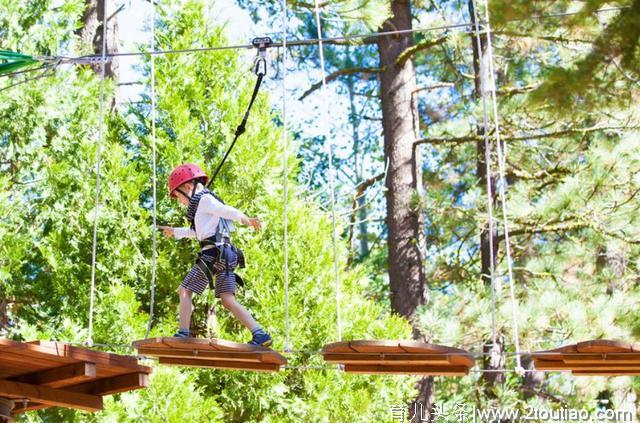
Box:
[208,37,273,187]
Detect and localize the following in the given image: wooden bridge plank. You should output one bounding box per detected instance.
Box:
[0,379,103,412]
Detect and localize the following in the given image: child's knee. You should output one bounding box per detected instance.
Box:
[178,286,193,299]
[220,293,235,309]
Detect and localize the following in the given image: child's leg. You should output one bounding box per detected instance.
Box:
[219,292,259,331]
[178,286,194,330]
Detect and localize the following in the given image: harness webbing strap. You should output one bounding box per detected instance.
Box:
[208,72,264,186]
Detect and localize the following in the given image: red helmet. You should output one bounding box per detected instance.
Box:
[168,163,209,197]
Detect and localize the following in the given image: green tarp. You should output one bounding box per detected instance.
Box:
[0,50,38,76]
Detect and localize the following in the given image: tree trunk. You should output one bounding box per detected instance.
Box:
[77,0,119,80]
[378,0,431,415]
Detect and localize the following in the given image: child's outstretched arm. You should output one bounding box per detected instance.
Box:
[158,226,195,239]
[202,195,262,231]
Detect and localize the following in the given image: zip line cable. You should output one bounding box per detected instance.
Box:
[0,4,624,75]
[313,0,342,342]
[86,0,109,347]
[61,6,634,59]
[145,0,158,340]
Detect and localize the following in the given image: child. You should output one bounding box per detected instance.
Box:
[159,163,272,347]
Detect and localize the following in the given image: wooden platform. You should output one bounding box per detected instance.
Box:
[133,337,287,372]
[0,339,152,415]
[321,340,475,375]
[532,340,640,376]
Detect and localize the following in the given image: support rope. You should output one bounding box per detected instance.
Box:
[471,0,498,354]
[476,0,525,374]
[281,0,291,352]
[87,0,109,347]
[313,0,342,341]
[145,0,158,340]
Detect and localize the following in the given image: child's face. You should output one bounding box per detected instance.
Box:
[175,182,193,207]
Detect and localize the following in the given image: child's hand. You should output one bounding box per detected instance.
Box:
[241,217,262,231]
[158,226,174,238]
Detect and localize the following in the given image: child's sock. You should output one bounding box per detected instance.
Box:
[179,328,190,335]
[251,326,266,335]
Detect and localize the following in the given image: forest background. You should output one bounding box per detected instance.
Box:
[1,0,640,421]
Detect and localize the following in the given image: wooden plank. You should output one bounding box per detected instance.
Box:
[343,364,469,376]
[10,362,96,388]
[35,342,147,372]
[133,338,283,364]
[159,357,281,372]
[323,353,452,365]
[2,341,148,374]
[67,372,150,396]
[160,338,217,351]
[573,370,640,376]
[349,341,404,354]
[0,351,71,375]
[576,340,634,354]
[0,379,103,412]
[534,361,640,371]
[447,354,475,368]
[322,342,358,354]
[137,348,263,362]
[561,354,640,364]
[209,338,268,352]
[10,401,48,414]
[398,341,453,354]
[131,337,173,350]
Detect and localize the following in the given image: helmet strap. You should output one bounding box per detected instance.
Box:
[175,187,191,201]
[190,181,198,198]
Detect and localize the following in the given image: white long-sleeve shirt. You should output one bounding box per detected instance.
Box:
[173,194,246,241]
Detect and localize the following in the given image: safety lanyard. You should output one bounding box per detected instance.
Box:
[207,37,273,188]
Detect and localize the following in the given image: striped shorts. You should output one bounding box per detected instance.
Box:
[180,247,238,297]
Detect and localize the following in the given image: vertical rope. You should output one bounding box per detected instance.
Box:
[87,0,109,346]
[312,0,342,341]
[145,0,158,339]
[477,0,524,373]
[471,0,498,350]
[281,0,291,352]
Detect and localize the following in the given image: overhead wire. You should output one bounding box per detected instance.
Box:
[46,5,629,61]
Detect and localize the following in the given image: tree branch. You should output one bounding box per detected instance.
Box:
[497,83,542,97]
[347,172,386,255]
[509,216,640,245]
[493,30,594,45]
[396,36,448,66]
[413,125,639,147]
[413,82,455,95]
[298,67,383,100]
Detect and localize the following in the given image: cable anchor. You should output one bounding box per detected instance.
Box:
[252,36,272,76]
